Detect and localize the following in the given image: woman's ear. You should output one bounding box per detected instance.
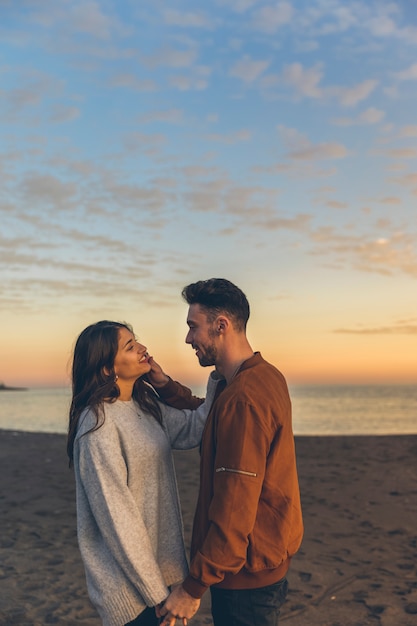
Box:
[103,366,118,381]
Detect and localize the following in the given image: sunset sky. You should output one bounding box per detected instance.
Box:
[1,0,416,389]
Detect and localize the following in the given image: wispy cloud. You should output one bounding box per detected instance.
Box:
[139,109,184,124]
[288,142,348,161]
[332,107,385,126]
[145,47,198,69]
[108,74,157,92]
[399,125,417,138]
[162,9,214,29]
[230,55,270,83]
[330,80,379,108]
[395,63,417,81]
[281,63,323,99]
[278,126,348,161]
[252,1,294,33]
[334,320,417,335]
[206,129,252,144]
[310,229,417,278]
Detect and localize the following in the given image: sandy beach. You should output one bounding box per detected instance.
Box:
[0,429,416,626]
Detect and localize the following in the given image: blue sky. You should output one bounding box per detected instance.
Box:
[1,0,416,386]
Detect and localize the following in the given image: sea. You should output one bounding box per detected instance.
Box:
[0,384,416,436]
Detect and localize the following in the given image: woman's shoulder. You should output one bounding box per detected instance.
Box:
[75,402,119,438]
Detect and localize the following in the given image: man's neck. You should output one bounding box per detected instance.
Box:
[220,344,255,385]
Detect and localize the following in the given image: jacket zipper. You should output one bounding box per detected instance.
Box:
[215,467,257,477]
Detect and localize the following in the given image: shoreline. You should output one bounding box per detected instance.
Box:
[1,430,416,625]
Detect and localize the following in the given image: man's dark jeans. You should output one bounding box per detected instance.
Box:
[125,606,159,626]
[210,578,288,626]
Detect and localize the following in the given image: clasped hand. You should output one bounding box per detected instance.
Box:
[156,585,200,626]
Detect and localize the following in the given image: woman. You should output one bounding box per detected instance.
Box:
[67,321,219,626]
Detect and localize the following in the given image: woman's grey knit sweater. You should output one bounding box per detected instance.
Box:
[73,373,220,626]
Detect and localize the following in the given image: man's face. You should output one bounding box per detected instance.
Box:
[185,304,218,367]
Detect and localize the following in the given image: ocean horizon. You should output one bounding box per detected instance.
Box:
[0,383,416,436]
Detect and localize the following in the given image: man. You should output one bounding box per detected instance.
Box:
[158,278,303,626]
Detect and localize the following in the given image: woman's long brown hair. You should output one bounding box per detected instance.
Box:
[67,321,162,466]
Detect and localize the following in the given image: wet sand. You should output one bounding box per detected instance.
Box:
[0,430,416,625]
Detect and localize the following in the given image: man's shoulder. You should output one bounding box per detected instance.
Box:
[243,353,287,386]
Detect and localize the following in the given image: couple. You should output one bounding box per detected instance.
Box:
[67,278,303,626]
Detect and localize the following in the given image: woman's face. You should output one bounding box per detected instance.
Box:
[113,326,151,384]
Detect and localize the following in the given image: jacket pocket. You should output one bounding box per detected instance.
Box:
[215,466,257,477]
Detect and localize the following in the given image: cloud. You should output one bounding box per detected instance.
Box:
[217,0,259,14]
[99,180,174,213]
[330,79,379,107]
[386,148,417,159]
[49,105,81,123]
[367,13,398,38]
[393,172,417,187]
[281,63,323,99]
[262,64,377,108]
[162,9,213,28]
[1,69,67,123]
[139,109,184,124]
[250,213,311,231]
[395,63,417,81]
[230,55,270,83]
[310,229,417,278]
[399,125,417,137]
[69,1,116,39]
[253,1,294,33]
[206,129,252,144]
[254,160,338,180]
[332,107,385,126]
[0,221,187,315]
[359,107,385,124]
[108,74,157,92]
[122,131,166,156]
[169,74,209,91]
[334,321,417,335]
[325,200,348,210]
[21,174,78,209]
[280,129,348,161]
[6,86,41,111]
[145,47,198,69]
[25,0,132,41]
[379,197,402,205]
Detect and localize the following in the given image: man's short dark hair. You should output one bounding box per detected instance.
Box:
[182,278,250,332]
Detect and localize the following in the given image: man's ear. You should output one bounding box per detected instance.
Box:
[216,316,229,333]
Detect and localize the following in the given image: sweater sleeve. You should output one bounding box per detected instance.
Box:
[160,373,222,450]
[184,399,271,597]
[75,418,170,607]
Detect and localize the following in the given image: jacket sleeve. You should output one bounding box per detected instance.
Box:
[160,374,222,450]
[184,398,272,597]
[156,378,204,409]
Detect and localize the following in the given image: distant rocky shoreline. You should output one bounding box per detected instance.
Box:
[0,382,28,391]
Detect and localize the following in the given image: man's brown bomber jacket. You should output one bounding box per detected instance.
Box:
[158,352,304,599]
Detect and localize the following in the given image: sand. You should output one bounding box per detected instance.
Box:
[0,429,416,626]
